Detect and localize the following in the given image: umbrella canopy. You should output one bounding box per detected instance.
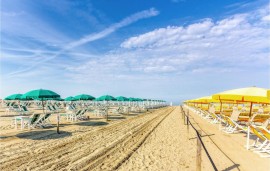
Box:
[128,97,137,101]
[95,95,116,101]
[4,94,23,100]
[65,96,76,101]
[115,96,129,101]
[22,89,60,100]
[193,96,220,103]
[135,98,143,101]
[212,87,270,104]
[74,94,95,100]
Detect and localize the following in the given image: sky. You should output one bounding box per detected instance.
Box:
[0,0,270,104]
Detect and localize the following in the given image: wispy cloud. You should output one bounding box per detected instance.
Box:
[6,8,159,77]
[65,8,159,49]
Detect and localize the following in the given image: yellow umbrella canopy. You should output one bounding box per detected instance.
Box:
[194,96,220,103]
[212,87,270,104]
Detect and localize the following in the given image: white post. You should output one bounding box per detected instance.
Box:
[246,126,250,150]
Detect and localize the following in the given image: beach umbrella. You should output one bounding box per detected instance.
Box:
[23,89,61,134]
[74,94,95,100]
[65,96,76,101]
[95,95,116,121]
[128,97,137,101]
[4,94,23,100]
[22,89,60,113]
[23,89,60,99]
[95,95,116,101]
[115,96,129,101]
[135,98,143,101]
[194,96,220,103]
[212,87,270,104]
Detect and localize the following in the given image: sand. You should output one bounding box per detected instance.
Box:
[0,106,269,171]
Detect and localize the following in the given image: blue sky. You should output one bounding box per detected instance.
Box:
[1,0,269,103]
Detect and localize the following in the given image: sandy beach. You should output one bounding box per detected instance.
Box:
[0,106,269,170]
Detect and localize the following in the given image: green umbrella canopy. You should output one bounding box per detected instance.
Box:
[96,95,116,101]
[22,89,60,100]
[74,94,95,100]
[4,94,23,100]
[115,96,129,101]
[65,96,76,101]
[128,97,137,101]
[135,98,143,101]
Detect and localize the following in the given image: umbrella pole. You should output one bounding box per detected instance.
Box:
[246,102,253,150]
[219,100,223,130]
[57,113,60,134]
[42,98,45,115]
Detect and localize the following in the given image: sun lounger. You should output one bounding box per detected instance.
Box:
[222,110,248,133]
[249,126,270,157]
[35,113,52,128]
[13,113,41,129]
[76,109,88,120]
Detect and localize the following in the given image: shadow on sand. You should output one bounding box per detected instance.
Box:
[75,121,108,127]
[16,130,72,140]
[222,164,240,171]
[108,116,126,120]
[121,113,140,116]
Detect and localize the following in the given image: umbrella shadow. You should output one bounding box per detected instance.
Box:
[122,113,140,116]
[0,135,12,139]
[75,121,108,127]
[0,114,32,117]
[108,116,126,120]
[16,130,72,140]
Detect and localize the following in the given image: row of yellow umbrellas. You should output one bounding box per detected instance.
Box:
[185,87,270,104]
[185,87,270,151]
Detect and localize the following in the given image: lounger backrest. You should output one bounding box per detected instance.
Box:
[76,110,82,115]
[22,106,28,111]
[31,114,40,124]
[230,110,241,121]
[261,128,270,140]
[52,106,57,110]
[250,125,266,140]
[43,114,51,120]
[37,113,51,123]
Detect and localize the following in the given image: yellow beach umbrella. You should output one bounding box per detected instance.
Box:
[212,87,270,104]
[194,96,220,103]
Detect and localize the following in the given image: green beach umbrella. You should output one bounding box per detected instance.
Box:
[22,89,60,113]
[128,97,137,101]
[23,89,60,99]
[23,89,61,133]
[115,96,129,101]
[74,94,95,100]
[4,94,23,100]
[65,96,76,101]
[96,95,116,101]
[135,98,143,101]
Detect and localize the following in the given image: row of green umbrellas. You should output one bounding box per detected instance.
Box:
[4,91,166,102]
[64,95,165,102]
